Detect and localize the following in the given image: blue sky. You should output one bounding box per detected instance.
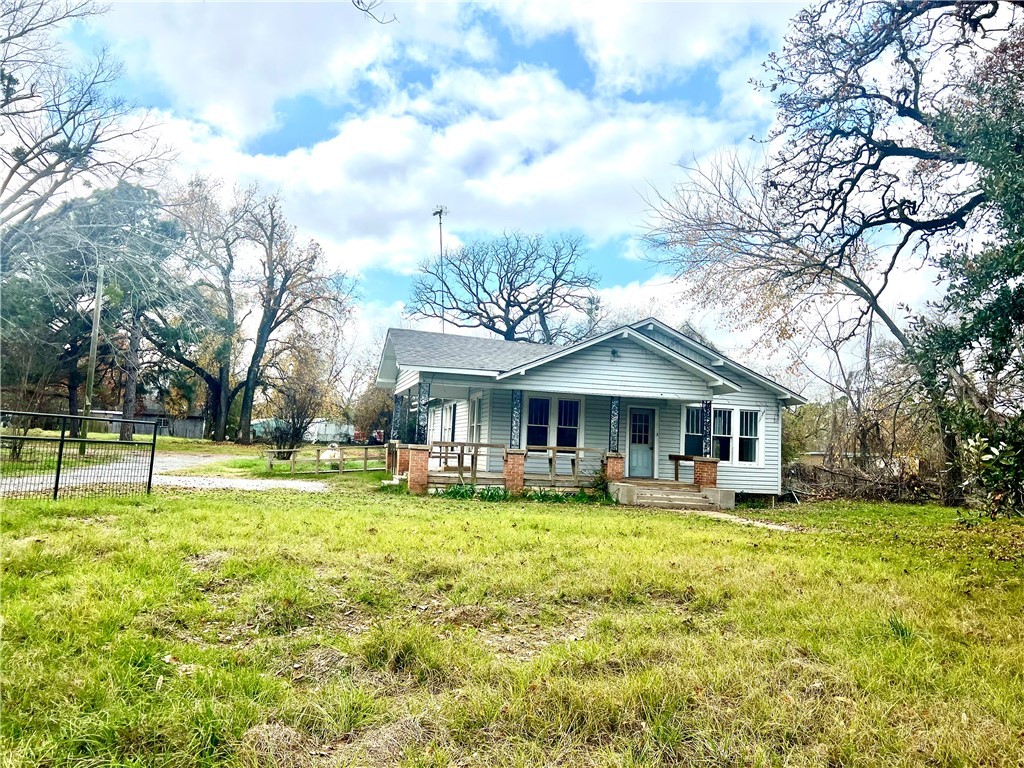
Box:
[78,0,801,343]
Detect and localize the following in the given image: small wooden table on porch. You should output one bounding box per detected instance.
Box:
[667,454,699,482]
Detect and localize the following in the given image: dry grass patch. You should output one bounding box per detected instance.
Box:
[2,480,1022,767]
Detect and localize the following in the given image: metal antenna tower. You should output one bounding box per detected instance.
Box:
[432,205,448,333]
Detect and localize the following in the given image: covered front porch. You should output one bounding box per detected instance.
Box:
[386,384,726,499]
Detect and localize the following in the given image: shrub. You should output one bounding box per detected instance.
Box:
[476,486,509,502]
[962,430,1024,517]
[438,484,475,500]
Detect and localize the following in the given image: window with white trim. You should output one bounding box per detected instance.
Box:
[468,397,482,443]
[708,406,763,465]
[684,406,703,455]
[556,400,580,448]
[738,410,758,463]
[526,397,550,446]
[525,396,582,448]
[712,408,732,461]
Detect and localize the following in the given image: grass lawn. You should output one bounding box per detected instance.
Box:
[2,475,1022,767]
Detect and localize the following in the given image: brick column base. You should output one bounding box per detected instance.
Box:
[407,445,430,494]
[603,452,625,484]
[397,445,410,476]
[693,457,720,488]
[504,449,526,496]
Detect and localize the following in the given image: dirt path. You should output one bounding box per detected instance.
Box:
[676,508,797,532]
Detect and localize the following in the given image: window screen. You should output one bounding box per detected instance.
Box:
[684,406,703,455]
[738,410,758,463]
[526,398,550,446]
[712,408,732,462]
[556,400,580,447]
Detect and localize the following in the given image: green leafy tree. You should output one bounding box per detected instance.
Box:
[644,0,1023,504]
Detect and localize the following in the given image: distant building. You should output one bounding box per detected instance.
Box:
[250,417,355,443]
[305,418,355,444]
[132,394,205,439]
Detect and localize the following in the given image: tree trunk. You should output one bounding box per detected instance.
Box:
[67,368,81,438]
[857,423,871,471]
[938,417,965,507]
[119,312,141,440]
[213,362,230,441]
[236,331,270,444]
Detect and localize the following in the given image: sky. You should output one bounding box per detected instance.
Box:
[68,0,910,381]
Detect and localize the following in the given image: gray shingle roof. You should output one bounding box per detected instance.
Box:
[387,328,552,372]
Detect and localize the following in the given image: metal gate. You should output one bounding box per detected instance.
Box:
[0,410,158,499]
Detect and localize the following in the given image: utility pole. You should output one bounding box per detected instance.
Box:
[80,264,104,454]
[432,205,448,334]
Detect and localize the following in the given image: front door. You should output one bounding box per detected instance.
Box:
[628,408,655,478]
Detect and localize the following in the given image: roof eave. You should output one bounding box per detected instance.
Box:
[496,326,737,389]
[633,317,807,404]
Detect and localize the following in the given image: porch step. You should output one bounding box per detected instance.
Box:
[627,480,700,491]
[632,488,718,510]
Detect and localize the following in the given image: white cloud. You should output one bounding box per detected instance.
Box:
[141,63,758,279]
[482,0,796,94]
[90,0,504,140]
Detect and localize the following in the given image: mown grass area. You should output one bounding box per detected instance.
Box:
[168,457,387,479]
[4,429,265,456]
[0,446,120,477]
[2,476,1022,767]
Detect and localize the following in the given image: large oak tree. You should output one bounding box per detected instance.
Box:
[409,231,600,344]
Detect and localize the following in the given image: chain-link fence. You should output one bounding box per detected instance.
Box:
[0,410,157,499]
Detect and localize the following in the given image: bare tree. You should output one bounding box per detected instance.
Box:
[643,0,1023,503]
[145,177,258,441]
[0,0,163,240]
[264,327,345,451]
[235,195,355,443]
[409,231,599,344]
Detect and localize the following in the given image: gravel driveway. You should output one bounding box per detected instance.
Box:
[2,452,330,496]
[152,453,330,492]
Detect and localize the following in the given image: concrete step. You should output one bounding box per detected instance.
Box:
[642,501,721,510]
[635,491,711,502]
[633,488,718,510]
[627,481,700,491]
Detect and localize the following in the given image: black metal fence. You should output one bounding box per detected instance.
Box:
[0,410,157,500]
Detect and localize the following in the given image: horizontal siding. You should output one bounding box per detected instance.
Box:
[396,368,419,394]
[427,400,470,443]
[636,326,785,494]
[515,338,713,399]
[711,381,782,494]
[486,389,511,472]
[636,326,716,368]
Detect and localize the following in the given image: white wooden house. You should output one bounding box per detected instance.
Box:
[376,318,805,501]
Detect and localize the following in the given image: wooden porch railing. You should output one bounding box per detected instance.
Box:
[524,445,605,483]
[428,441,507,484]
[424,442,607,486]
